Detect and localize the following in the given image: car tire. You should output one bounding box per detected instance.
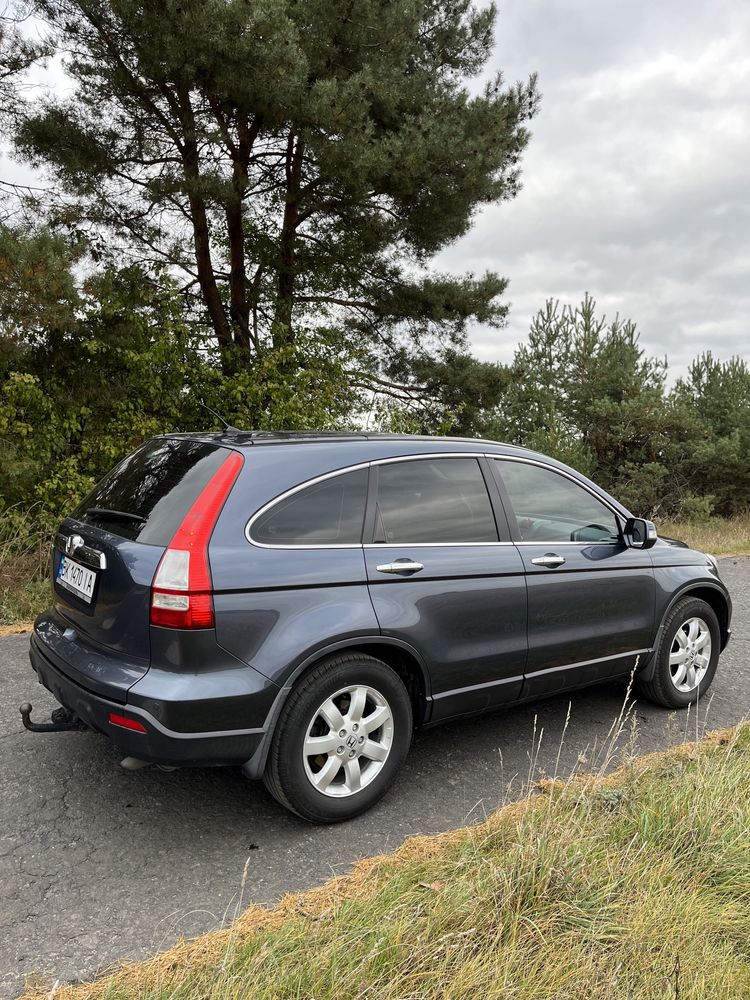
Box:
[636,597,720,709]
[263,653,413,823]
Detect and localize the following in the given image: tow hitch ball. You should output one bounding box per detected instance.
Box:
[19,702,87,733]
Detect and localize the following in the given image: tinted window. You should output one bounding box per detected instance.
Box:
[374,458,497,544]
[251,468,368,545]
[495,460,619,542]
[74,439,227,545]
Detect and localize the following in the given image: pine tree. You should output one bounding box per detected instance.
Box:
[12,0,538,388]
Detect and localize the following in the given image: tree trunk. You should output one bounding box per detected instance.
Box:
[225,115,261,352]
[273,131,305,348]
[177,88,234,363]
[188,185,234,359]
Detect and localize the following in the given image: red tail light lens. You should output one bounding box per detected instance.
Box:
[150,450,244,629]
[108,712,148,733]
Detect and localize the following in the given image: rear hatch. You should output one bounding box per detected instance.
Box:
[50,437,230,695]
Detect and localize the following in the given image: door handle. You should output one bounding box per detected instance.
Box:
[531,553,566,568]
[376,559,424,575]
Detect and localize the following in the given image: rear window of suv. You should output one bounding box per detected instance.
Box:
[73,438,228,545]
[249,468,368,546]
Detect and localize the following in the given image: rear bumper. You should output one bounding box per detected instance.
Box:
[29,630,272,767]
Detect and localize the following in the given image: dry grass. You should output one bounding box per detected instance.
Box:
[20,720,750,1000]
[0,620,35,636]
[0,504,51,627]
[657,512,750,555]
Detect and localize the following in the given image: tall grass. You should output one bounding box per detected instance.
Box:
[657,512,750,555]
[0,504,52,627]
[22,720,750,1000]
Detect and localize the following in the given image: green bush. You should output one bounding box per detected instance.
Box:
[0,260,359,523]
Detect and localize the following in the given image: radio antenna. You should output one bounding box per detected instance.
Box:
[198,401,241,435]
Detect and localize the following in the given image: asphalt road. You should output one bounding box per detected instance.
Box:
[2,557,748,998]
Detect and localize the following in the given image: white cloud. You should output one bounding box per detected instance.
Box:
[442,0,750,377]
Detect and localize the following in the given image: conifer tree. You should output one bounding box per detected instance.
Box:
[12,0,538,386]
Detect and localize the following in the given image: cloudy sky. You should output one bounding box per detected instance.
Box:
[439,0,750,377]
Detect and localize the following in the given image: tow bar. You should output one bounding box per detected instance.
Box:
[19,702,88,733]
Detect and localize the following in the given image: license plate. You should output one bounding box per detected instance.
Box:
[56,555,97,604]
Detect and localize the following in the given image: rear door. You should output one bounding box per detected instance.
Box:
[211,465,378,677]
[51,438,230,693]
[363,456,527,722]
[490,458,655,697]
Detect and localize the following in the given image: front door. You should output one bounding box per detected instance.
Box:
[490,458,655,698]
[363,456,527,722]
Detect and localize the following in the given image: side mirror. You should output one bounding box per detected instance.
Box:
[624,517,658,549]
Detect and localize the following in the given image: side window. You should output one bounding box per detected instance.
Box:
[250,468,368,545]
[374,458,497,544]
[495,460,620,543]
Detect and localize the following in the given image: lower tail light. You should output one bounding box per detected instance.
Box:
[108,712,148,733]
[150,450,244,629]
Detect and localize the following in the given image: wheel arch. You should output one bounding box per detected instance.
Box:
[242,637,431,779]
[639,582,731,683]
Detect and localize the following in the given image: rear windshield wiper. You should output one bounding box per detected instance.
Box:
[85,507,147,525]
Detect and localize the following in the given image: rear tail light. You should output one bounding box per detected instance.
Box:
[150,451,244,629]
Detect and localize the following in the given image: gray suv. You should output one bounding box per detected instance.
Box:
[26,432,732,822]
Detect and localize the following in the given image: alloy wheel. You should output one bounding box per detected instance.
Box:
[669,616,712,693]
[302,685,394,798]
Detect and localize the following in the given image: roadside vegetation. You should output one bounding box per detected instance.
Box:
[658,513,750,557]
[21,722,750,1000]
[0,504,50,629]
